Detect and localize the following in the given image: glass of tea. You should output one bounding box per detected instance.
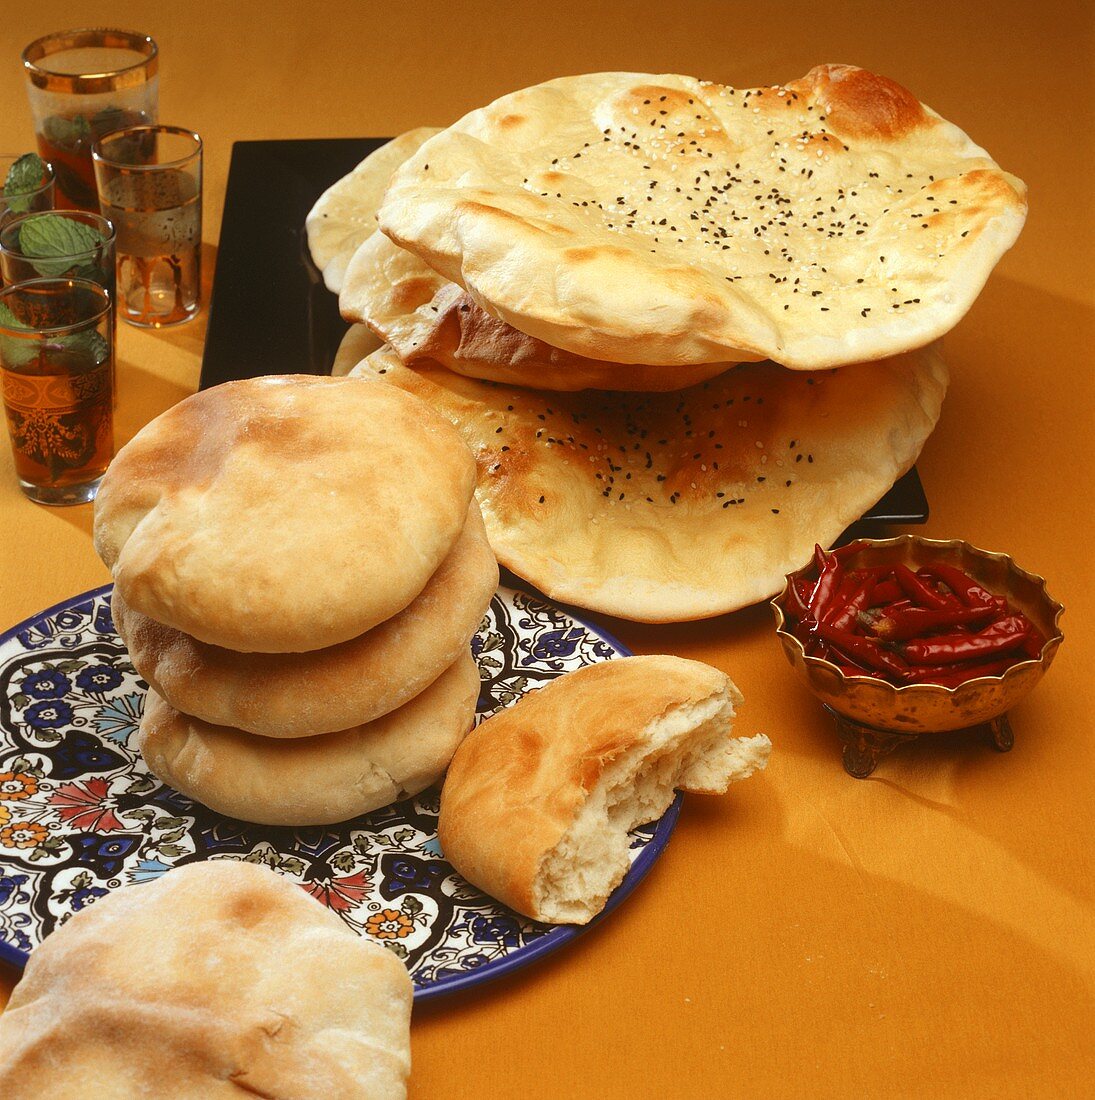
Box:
[0,277,113,505]
[92,126,201,328]
[22,29,158,212]
[0,155,56,228]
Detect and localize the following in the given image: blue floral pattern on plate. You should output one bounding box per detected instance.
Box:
[0,584,679,999]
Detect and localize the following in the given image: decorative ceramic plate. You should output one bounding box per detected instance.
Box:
[0,584,679,999]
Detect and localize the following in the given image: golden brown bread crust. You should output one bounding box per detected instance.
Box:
[438,656,758,921]
[378,68,1026,370]
[113,502,497,737]
[0,861,413,1099]
[137,651,480,826]
[353,344,947,622]
[93,375,476,653]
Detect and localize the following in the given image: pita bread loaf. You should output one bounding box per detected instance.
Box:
[378,67,1026,369]
[112,502,497,738]
[332,322,384,376]
[94,375,476,653]
[138,650,480,826]
[439,655,769,924]
[351,344,947,622]
[306,127,441,293]
[0,861,412,1100]
[341,230,734,392]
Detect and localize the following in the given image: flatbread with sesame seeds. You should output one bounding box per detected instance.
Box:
[378,67,1025,370]
[340,230,736,391]
[306,127,440,293]
[351,343,948,622]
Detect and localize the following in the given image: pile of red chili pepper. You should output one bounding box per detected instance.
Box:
[786,544,1045,688]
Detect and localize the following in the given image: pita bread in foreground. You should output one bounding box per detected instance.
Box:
[341,229,735,391]
[439,655,769,924]
[0,861,412,1100]
[139,651,480,826]
[94,375,476,653]
[306,126,440,293]
[379,67,1025,369]
[351,343,948,622]
[113,502,497,738]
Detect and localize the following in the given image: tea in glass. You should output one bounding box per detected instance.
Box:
[22,29,158,211]
[0,278,113,505]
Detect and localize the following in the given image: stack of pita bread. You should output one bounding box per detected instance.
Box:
[93,374,497,826]
[309,65,1025,623]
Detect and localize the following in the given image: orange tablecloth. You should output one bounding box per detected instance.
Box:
[1,2,1093,1096]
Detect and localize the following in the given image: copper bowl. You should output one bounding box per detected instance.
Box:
[771,535,1064,775]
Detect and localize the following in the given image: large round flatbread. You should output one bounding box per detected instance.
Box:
[332,322,384,376]
[306,127,441,293]
[94,375,476,652]
[378,67,1026,369]
[113,502,497,738]
[0,861,412,1099]
[341,231,734,391]
[138,650,480,826]
[353,344,948,622]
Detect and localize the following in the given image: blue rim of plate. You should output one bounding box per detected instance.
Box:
[0,583,682,1000]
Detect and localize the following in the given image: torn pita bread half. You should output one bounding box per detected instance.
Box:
[378,67,1025,369]
[341,231,735,391]
[351,344,948,622]
[306,127,440,293]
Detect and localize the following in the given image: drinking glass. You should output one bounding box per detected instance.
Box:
[0,278,113,505]
[1,211,118,403]
[92,126,201,327]
[22,28,158,211]
[0,156,55,228]
[0,211,115,294]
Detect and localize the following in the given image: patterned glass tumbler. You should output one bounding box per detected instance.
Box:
[22,28,158,211]
[0,277,114,505]
[92,126,201,327]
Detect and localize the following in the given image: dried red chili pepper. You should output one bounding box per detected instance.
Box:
[1021,627,1046,660]
[906,657,1021,687]
[919,562,1008,612]
[807,546,843,620]
[826,576,877,631]
[814,623,911,677]
[871,605,997,641]
[867,579,904,606]
[893,564,956,610]
[900,616,1030,666]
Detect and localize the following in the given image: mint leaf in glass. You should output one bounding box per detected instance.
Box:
[3,154,48,216]
[4,153,46,197]
[65,327,109,366]
[0,300,40,370]
[43,114,91,153]
[18,215,106,279]
[0,299,108,370]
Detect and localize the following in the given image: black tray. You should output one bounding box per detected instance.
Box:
[202,138,928,525]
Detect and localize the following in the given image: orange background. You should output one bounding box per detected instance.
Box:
[0,2,1093,1097]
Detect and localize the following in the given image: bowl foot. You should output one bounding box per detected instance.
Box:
[989,713,1014,752]
[826,707,1018,776]
[826,708,921,778]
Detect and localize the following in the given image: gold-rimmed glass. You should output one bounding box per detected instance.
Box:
[22,29,158,211]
